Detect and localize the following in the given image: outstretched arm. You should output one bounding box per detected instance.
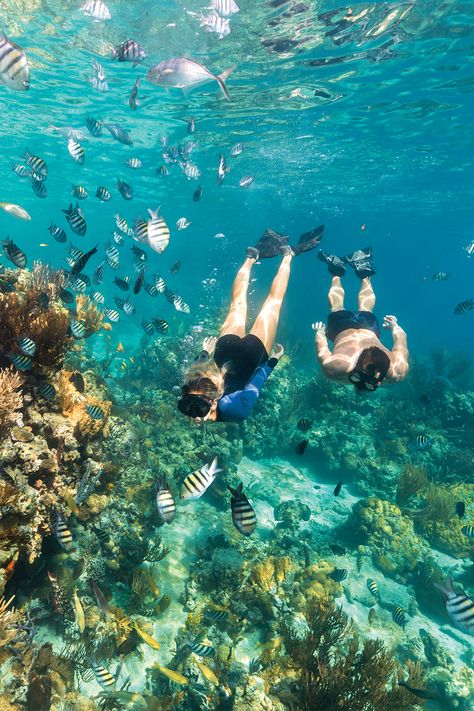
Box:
[383,315,409,380]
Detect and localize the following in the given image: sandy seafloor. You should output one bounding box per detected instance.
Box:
[31,456,473,701]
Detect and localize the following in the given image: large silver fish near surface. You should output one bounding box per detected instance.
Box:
[0,32,30,91]
[147,58,233,101]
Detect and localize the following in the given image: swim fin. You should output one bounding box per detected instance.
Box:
[317,251,346,276]
[345,247,376,278]
[293,224,324,255]
[254,229,290,258]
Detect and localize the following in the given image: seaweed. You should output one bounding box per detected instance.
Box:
[281,597,418,710]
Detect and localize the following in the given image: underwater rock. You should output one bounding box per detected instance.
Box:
[274,499,311,530]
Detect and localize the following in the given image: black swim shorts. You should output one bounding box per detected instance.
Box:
[214,334,268,393]
[326,310,380,342]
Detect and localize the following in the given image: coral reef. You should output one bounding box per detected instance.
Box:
[0,368,23,432]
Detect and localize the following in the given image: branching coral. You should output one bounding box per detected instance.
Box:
[0,368,23,431]
[281,597,417,711]
[0,596,20,647]
[0,289,72,370]
[75,295,104,336]
[396,463,428,505]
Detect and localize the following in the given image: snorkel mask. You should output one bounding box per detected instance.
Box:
[178,393,213,418]
[348,369,381,392]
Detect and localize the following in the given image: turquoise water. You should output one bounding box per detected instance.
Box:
[0,2,473,710]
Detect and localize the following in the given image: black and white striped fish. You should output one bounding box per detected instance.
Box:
[86,115,102,137]
[92,291,105,304]
[72,185,88,199]
[156,475,176,524]
[9,353,32,371]
[105,123,133,145]
[123,301,135,316]
[200,12,231,38]
[96,186,111,202]
[38,381,56,401]
[114,276,130,291]
[52,511,73,551]
[454,299,474,316]
[59,287,74,304]
[180,161,201,180]
[144,283,159,297]
[68,138,85,164]
[90,660,116,690]
[187,640,215,657]
[12,163,30,177]
[81,0,111,21]
[105,308,120,323]
[217,154,228,185]
[48,224,67,243]
[0,32,30,91]
[25,149,47,178]
[463,240,474,257]
[146,208,170,254]
[112,231,124,245]
[193,185,202,202]
[330,568,348,582]
[228,482,256,536]
[205,609,228,622]
[115,213,134,236]
[18,336,36,357]
[70,320,86,339]
[69,276,88,293]
[91,61,108,92]
[31,176,47,198]
[180,457,221,500]
[230,142,244,156]
[126,157,142,169]
[239,175,253,188]
[210,0,240,17]
[2,238,27,268]
[63,203,87,236]
[434,577,474,635]
[367,578,379,599]
[86,404,105,420]
[462,525,474,538]
[172,295,191,314]
[106,243,120,266]
[176,217,191,230]
[112,39,147,64]
[432,271,449,282]
[392,606,407,628]
[113,297,125,311]
[142,319,154,335]
[153,275,166,292]
[93,262,104,284]
[151,318,168,333]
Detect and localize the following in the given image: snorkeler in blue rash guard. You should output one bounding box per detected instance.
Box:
[178,226,324,422]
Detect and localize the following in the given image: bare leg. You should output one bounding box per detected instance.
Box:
[329,276,345,312]
[220,257,255,338]
[250,255,292,353]
[358,277,375,312]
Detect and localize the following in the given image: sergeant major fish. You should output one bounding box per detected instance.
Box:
[156,475,176,523]
[434,576,474,635]
[228,482,256,536]
[147,57,233,101]
[0,32,30,91]
[180,457,221,500]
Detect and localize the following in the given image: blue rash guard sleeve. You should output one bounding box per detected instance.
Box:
[217,360,276,422]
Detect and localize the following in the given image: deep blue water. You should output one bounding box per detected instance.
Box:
[0,0,473,362]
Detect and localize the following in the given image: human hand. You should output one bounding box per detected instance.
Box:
[202,336,217,355]
[271,343,284,360]
[312,321,326,334]
[383,315,398,330]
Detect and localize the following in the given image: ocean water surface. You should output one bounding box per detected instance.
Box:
[0,1,473,710]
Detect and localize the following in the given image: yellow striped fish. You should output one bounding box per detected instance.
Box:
[133,621,161,649]
[152,663,188,685]
[91,660,116,690]
[180,457,221,500]
[73,590,85,634]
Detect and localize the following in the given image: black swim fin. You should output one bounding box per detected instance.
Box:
[254,229,290,258]
[293,224,324,255]
[317,250,346,276]
[345,247,376,278]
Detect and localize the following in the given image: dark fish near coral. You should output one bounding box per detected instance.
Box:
[142,320,154,335]
[419,394,431,407]
[295,439,308,455]
[47,570,65,615]
[156,595,171,615]
[70,244,98,275]
[86,404,105,420]
[70,320,86,339]
[38,381,56,400]
[114,276,130,291]
[2,238,27,268]
[454,298,474,315]
[58,287,74,304]
[180,457,221,500]
[0,32,30,91]
[187,640,215,657]
[91,659,116,690]
[415,434,431,449]
[461,525,474,538]
[329,543,345,556]
[117,179,133,200]
[228,482,257,536]
[63,203,87,236]
[151,318,169,334]
[392,606,407,628]
[170,261,181,274]
[156,475,176,524]
[9,353,32,371]
[193,185,202,202]
[18,336,36,357]
[205,609,228,622]
[398,682,440,700]
[37,292,50,309]
[333,480,343,497]
[52,511,73,551]
[129,76,140,110]
[147,57,233,101]
[456,501,465,518]
[330,568,347,582]
[297,418,312,432]
[112,39,147,64]
[367,578,379,599]
[133,268,145,295]
[368,607,376,625]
